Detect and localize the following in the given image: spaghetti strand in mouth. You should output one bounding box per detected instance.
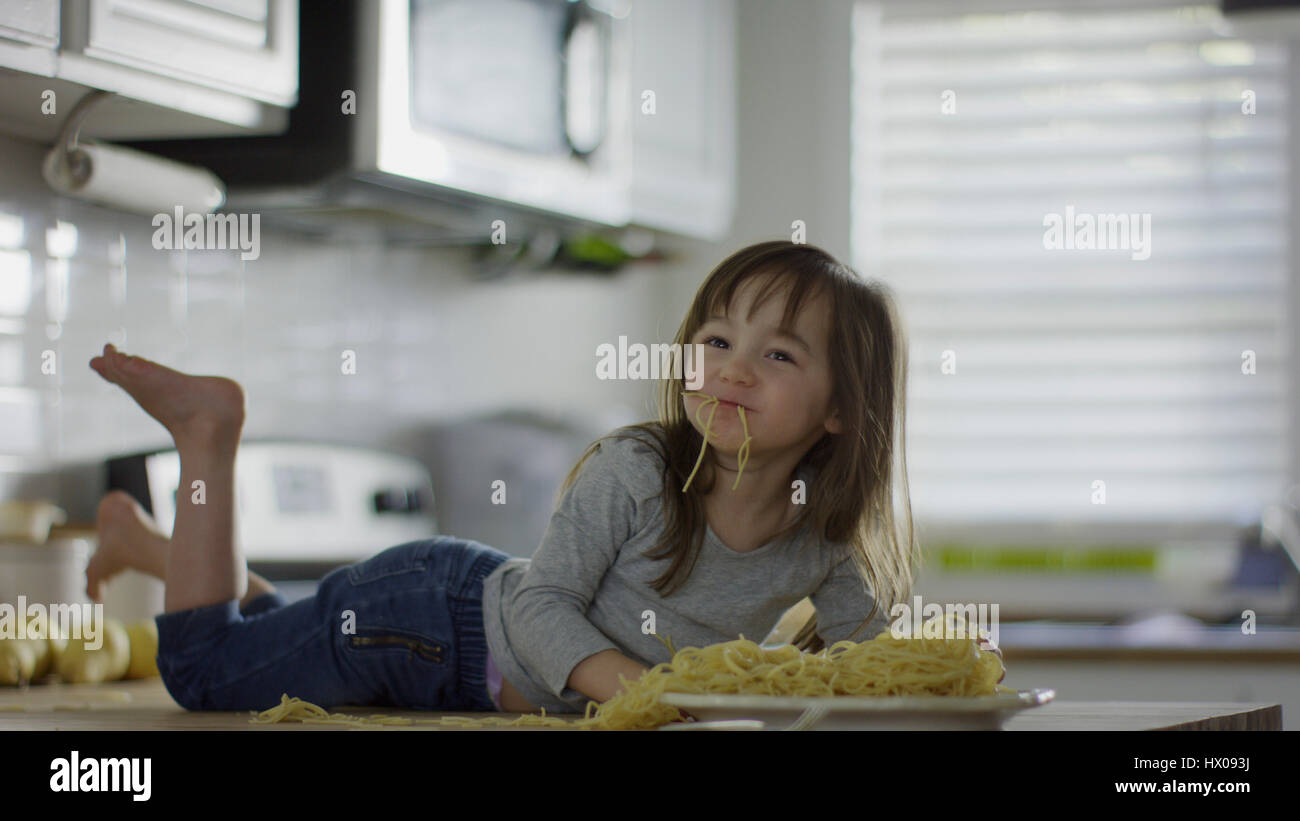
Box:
[681,391,754,492]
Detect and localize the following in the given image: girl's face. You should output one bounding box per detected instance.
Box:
[684,278,842,463]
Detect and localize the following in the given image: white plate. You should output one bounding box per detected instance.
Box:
[658,688,1056,730]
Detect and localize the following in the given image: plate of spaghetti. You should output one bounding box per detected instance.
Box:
[572,623,1055,731]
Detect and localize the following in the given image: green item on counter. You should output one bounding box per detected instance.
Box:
[930,544,1159,573]
[564,234,630,267]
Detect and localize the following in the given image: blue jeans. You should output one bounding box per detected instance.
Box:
[153,536,509,713]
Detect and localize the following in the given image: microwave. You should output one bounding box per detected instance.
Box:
[128,0,634,236]
[363,0,632,224]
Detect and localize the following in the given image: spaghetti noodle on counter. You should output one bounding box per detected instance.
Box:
[248,617,1009,730]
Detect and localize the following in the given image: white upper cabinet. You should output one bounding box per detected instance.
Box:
[0,0,60,74]
[0,0,60,47]
[71,0,297,105]
[0,0,296,140]
[626,0,736,240]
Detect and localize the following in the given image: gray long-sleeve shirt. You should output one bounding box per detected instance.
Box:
[479,425,889,714]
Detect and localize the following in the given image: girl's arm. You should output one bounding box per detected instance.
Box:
[567,649,651,704]
[809,549,893,645]
[507,432,663,703]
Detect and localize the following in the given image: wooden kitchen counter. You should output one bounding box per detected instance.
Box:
[1001,701,1280,730]
[0,678,565,731]
[0,678,1281,730]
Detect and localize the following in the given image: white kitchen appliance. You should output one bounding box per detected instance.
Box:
[0,538,93,616]
[127,0,634,242]
[366,0,632,225]
[106,440,441,605]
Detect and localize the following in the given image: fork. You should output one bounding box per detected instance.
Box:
[783,704,830,731]
[660,719,767,731]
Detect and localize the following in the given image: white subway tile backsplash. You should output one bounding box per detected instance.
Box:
[0,212,24,248]
[0,338,22,385]
[0,249,33,315]
[44,221,77,259]
[0,389,43,455]
[43,258,69,324]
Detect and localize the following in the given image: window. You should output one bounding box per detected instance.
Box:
[851,0,1292,536]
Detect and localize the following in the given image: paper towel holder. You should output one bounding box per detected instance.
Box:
[42,90,227,216]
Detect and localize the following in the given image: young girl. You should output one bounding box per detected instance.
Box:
[86,240,949,717]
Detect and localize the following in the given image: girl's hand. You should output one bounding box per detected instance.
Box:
[976,635,1006,683]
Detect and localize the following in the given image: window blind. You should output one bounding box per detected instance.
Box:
[850,0,1292,530]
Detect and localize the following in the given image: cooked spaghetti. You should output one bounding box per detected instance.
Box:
[248,617,1007,731]
[681,391,753,492]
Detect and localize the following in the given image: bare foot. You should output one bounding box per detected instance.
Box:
[88,343,245,444]
[87,490,167,602]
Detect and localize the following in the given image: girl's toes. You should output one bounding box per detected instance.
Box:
[119,353,148,374]
[96,490,136,530]
[90,347,129,383]
[84,557,109,602]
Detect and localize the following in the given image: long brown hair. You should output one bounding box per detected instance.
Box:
[558,240,920,653]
